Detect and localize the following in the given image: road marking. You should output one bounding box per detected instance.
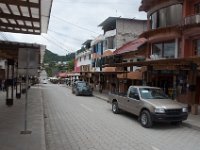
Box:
[151,146,160,150]
[80,104,93,112]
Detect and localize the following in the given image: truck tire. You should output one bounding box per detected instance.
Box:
[140,110,153,128]
[112,102,120,114]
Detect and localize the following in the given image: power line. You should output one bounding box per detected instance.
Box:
[47,34,76,53]
[51,15,100,35]
[41,35,75,54]
[48,29,83,42]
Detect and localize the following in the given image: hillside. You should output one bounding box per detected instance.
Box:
[43,49,75,63]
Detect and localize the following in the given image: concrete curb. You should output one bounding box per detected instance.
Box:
[93,95,108,102]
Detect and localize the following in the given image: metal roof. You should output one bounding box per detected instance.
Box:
[0,0,53,35]
[114,38,147,55]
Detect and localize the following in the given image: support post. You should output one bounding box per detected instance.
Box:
[6,59,14,106]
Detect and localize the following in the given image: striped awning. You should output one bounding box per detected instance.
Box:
[0,0,53,35]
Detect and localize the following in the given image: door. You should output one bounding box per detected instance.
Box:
[126,87,142,115]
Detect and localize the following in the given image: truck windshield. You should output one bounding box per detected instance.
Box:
[139,88,169,99]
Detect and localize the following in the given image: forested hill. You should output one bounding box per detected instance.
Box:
[43,49,75,63]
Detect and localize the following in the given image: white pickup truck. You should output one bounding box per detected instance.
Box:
[108,86,188,128]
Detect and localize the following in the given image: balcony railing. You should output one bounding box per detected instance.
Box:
[184,14,200,26]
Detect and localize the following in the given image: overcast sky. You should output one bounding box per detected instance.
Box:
[1,0,146,56]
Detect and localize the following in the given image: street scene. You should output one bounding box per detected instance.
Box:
[0,0,200,150]
[42,82,200,150]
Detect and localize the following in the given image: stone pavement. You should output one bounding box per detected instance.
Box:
[0,85,46,150]
[0,84,199,150]
[64,85,200,131]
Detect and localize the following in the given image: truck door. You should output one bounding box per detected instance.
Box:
[127,87,142,115]
[117,94,128,110]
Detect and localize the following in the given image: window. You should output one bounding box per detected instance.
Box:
[194,3,200,14]
[152,43,162,57]
[194,39,200,56]
[79,57,81,61]
[84,55,86,60]
[163,42,175,58]
[150,4,182,29]
[129,88,139,100]
[152,41,175,58]
[106,36,115,49]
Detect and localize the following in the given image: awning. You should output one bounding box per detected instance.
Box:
[114,38,147,55]
[0,0,53,34]
[104,56,200,68]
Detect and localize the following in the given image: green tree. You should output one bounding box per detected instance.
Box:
[68,60,74,72]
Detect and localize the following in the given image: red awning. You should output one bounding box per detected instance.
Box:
[114,38,147,55]
[57,73,67,78]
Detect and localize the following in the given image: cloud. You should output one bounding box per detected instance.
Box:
[3,0,146,56]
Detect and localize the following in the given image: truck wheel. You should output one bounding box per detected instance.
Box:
[140,110,153,128]
[112,102,120,114]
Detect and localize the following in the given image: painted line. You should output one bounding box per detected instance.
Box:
[80,104,93,112]
[151,146,160,150]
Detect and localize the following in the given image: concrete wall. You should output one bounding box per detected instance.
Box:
[116,19,147,48]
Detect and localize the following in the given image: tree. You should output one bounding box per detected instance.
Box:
[68,60,74,72]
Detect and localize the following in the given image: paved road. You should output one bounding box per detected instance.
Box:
[42,84,200,150]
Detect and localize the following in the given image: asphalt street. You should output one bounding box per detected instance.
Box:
[41,83,200,150]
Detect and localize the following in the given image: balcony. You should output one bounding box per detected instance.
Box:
[184,14,200,26]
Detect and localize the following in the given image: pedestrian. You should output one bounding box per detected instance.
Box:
[2,79,5,91]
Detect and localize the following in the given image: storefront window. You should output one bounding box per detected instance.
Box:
[152,41,175,58]
[194,3,200,14]
[163,42,175,58]
[152,43,162,57]
[194,39,200,56]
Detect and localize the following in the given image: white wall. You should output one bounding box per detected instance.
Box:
[76,50,92,67]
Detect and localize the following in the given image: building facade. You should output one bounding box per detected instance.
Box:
[75,40,92,83]
[139,0,200,114]
[90,17,147,92]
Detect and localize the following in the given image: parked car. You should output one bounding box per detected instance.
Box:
[72,81,93,96]
[42,79,48,84]
[108,86,188,128]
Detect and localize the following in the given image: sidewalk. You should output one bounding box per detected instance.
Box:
[92,89,200,131]
[0,86,46,150]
